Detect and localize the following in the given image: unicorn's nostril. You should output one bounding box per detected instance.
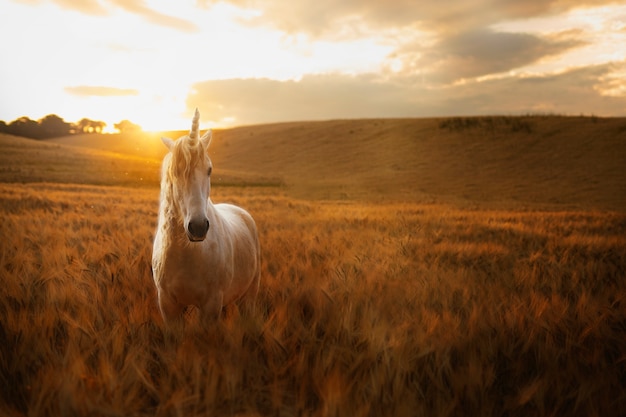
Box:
[187,218,209,241]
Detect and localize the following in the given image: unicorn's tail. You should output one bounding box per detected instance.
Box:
[189,108,200,141]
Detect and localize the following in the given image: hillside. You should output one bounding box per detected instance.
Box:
[11,115,626,210]
[0,133,162,187]
[209,116,626,209]
[0,133,277,189]
[50,131,171,162]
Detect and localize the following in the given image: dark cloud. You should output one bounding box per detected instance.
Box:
[410,29,586,83]
[64,85,139,97]
[187,62,626,124]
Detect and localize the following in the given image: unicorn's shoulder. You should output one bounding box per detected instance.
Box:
[214,203,253,220]
[214,203,257,236]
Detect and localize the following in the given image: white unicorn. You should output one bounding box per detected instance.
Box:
[152,109,260,325]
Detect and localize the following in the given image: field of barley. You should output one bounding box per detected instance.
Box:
[1,116,626,416]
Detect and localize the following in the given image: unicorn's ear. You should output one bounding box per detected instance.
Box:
[161,137,175,151]
[200,130,212,148]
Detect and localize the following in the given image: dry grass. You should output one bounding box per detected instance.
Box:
[2,115,625,415]
[1,182,625,416]
[46,115,626,209]
[0,133,162,187]
[0,133,281,189]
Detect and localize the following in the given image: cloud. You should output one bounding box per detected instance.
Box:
[187,74,416,124]
[430,63,626,116]
[64,85,140,97]
[109,0,199,33]
[409,29,586,83]
[56,0,107,14]
[200,0,619,38]
[198,0,595,84]
[14,0,197,32]
[13,0,107,14]
[187,61,626,124]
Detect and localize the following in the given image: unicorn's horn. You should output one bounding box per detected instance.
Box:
[189,108,200,142]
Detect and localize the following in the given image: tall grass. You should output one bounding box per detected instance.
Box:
[438,116,535,133]
[1,183,625,416]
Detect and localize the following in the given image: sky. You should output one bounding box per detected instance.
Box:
[1,0,625,131]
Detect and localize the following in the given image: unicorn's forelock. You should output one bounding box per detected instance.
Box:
[166,136,206,184]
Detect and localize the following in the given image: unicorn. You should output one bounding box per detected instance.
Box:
[152,109,260,325]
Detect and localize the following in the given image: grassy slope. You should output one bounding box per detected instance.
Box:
[211,116,626,208]
[49,131,170,162]
[47,116,626,210]
[0,133,162,187]
[0,133,279,189]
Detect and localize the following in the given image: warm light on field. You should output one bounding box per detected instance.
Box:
[1,182,625,416]
[1,112,626,415]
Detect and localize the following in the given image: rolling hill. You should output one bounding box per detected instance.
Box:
[0,132,162,187]
[214,116,626,209]
[0,132,277,189]
[48,130,171,163]
[4,115,626,210]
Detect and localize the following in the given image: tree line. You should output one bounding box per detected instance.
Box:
[0,114,141,139]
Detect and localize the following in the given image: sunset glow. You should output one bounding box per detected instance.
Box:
[1,0,625,130]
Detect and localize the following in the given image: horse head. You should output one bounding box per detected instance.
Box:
[161,108,213,242]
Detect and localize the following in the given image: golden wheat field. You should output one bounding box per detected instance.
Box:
[1,117,626,416]
[1,179,625,416]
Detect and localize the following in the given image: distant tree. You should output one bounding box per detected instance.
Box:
[39,114,72,138]
[2,114,114,139]
[114,120,141,133]
[77,118,107,133]
[77,118,92,133]
[91,120,106,133]
[8,116,40,138]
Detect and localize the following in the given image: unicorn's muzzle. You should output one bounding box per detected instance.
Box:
[186,217,210,242]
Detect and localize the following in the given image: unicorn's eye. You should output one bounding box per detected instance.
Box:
[207,166,212,176]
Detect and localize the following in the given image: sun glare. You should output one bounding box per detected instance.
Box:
[1,0,401,128]
[101,125,117,134]
[133,113,188,132]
